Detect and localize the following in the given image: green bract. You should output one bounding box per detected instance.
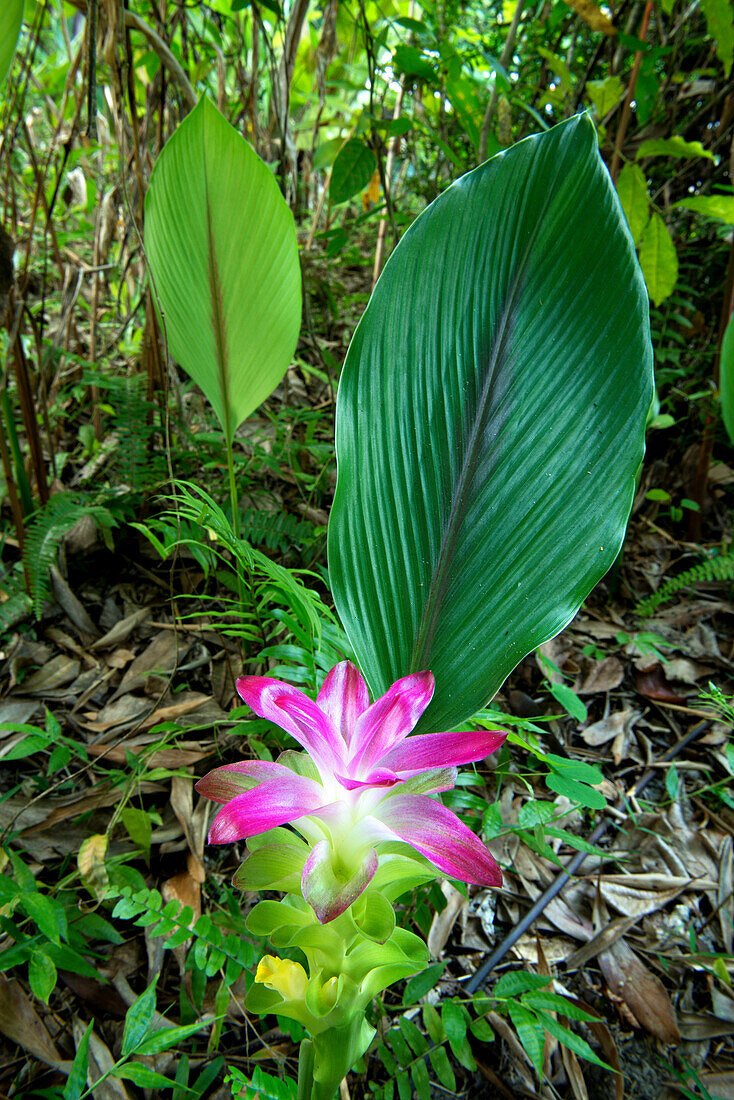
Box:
[329,113,654,734]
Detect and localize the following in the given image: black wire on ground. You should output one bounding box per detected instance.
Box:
[466,719,713,995]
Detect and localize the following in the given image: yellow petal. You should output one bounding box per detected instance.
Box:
[255,955,308,1001]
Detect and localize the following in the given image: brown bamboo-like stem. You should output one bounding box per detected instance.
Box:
[610,0,653,183]
[371,82,406,289]
[9,296,49,505]
[479,0,528,164]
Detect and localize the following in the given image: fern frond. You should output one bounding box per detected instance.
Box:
[22,494,118,618]
[636,553,734,618]
[240,506,321,554]
[111,885,256,979]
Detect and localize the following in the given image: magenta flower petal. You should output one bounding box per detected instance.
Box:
[236,676,345,775]
[373,794,502,887]
[348,671,435,777]
[208,774,328,844]
[378,729,507,779]
[196,760,296,804]
[316,661,370,749]
[302,839,378,923]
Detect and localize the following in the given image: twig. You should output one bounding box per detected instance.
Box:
[609,0,654,182]
[479,0,528,163]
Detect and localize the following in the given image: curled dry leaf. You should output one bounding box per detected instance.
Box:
[78,833,109,900]
[110,630,189,700]
[581,708,639,747]
[427,882,466,957]
[599,938,680,1044]
[573,655,624,694]
[90,607,149,651]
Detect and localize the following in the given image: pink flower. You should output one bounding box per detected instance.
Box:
[196,661,506,922]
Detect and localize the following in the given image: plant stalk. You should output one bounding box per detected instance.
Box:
[297,1039,315,1100]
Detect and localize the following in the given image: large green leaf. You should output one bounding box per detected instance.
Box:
[720,312,734,445]
[329,114,652,734]
[145,97,301,444]
[0,0,23,86]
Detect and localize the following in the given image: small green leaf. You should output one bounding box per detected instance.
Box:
[113,1063,177,1089]
[547,681,587,722]
[493,971,552,998]
[63,1022,93,1100]
[122,978,159,1056]
[638,212,678,306]
[509,1003,545,1078]
[422,1003,444,1044]
[518,800,556,829]
[393,44,437,82]
[396,1071,411,1100]
[665,763,680,800]
[428,1046,456,1091]
[399,1016,429,1056]
[121,807,153,858]
[586,76,624,118]
[22,893,61,945]
[411,1058,431,1100]
[616,163,649,245]
[469,1015,495,1041]
[535,1010,612,1069]
[521,991,599,1021]
[135,1019,211,1055]
[637,137,715,160]
[545,772,607,809]
[543,755,603,784]
[330,139,376,205]
[402,961,446,1005]
[29,951,57,1004]
[676,195,734,224]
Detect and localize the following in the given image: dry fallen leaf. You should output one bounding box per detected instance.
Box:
[110,630,189,700]
[90,607,149,650]
[563,0,617,34]
[0,977,69,1070]
[599,938,680,1044]
[573,655,624,694]
[78,833,109,900]
[427,882,466,957]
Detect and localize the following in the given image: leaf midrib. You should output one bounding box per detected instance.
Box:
[408,174,555,673]
[204,174,232,444]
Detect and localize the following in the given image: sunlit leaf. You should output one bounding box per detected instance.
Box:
[675,194,734,224]
[329,115,653,733]
[564,0,617,35]
[637,136,715,160]
[700,0,734,73]
[616,163,649,245]
[586,75,625,117]
[145,97,301,445]
[638,212,678,306]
